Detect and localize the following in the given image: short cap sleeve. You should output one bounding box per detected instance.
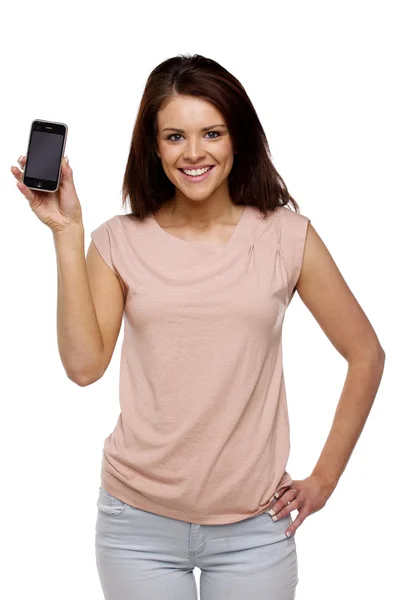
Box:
[279,207,311,300]
[90,216,127,296]
[90,221,116,274]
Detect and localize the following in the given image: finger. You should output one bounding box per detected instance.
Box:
[272,498,300,524]
[268,488,297,518]
[17,155,26,170]
[10,165,23,181]
[285,509,306,538]
[10,154,27,180]
[274,486,291,499]
[16,179,36,205]
[59,156,76,192]
[61,155,71,176]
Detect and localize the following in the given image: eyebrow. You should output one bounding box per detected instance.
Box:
[161,124,227,133]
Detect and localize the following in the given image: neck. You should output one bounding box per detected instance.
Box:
[161,197,239,227]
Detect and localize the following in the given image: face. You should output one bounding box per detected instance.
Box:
[155,95,236,205]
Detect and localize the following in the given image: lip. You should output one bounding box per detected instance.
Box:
[178,165,215,169]
[178,165,215,183]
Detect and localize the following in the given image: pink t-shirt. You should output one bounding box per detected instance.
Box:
[90,204,310,524]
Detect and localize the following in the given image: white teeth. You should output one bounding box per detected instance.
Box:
[182,166,212,176]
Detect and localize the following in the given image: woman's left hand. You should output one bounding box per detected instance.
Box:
[269,475,335,538]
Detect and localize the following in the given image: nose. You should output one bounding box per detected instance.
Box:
[183,138,206,162]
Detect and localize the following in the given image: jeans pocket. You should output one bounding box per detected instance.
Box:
[97,486,128,517]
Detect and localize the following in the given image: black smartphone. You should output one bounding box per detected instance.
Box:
[23,119,68,192]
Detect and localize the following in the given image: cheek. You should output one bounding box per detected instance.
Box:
[218,146,235,168]
[158,144,179,162]
[219,155,235,175]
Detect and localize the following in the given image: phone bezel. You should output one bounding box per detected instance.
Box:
[23,119,68,193]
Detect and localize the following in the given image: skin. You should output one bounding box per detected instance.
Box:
[154,94,244,243]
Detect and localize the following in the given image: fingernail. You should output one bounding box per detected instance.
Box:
[64,156,69,164]
[272,515,278,522]
[267,508,276,516]
[274,492,280,499]
[286,531,291,537]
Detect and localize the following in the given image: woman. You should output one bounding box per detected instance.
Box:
[11,54,385,600]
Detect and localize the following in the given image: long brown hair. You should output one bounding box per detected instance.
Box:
[121,53,300,221]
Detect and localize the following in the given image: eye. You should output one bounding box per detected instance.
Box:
[207,131,220,139]
[167,131,221,142]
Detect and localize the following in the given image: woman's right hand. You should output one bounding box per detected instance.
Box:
[11,155,83,234]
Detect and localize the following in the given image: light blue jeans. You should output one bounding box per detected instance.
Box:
[95,486,298,599]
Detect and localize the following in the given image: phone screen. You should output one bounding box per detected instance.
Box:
[23,120,67,192]
[25,130,64,181]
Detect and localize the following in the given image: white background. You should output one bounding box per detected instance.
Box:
[1,1,396,598]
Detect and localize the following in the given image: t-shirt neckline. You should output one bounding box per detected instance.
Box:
[149,204,249,251]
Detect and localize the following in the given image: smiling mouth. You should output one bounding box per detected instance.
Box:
[178,166,214,172]
[177,166,216,181]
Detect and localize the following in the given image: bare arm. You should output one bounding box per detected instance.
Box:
[54,224,104,385]
[296,223,385,492]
